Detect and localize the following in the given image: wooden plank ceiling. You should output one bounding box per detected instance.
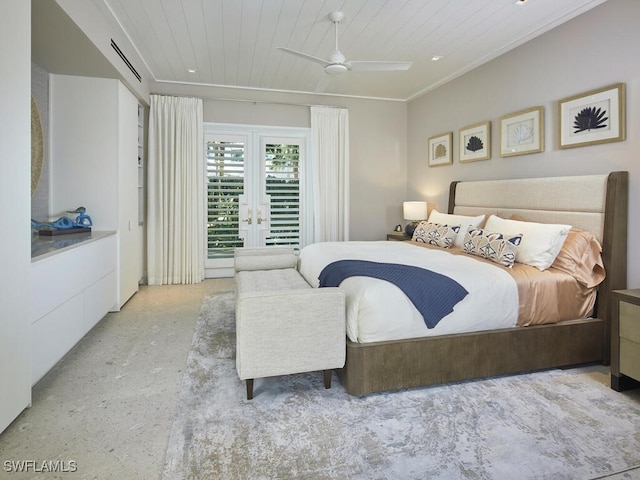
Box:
[104,0,607,101]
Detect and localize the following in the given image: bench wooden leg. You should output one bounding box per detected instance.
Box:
[324,370,332,389]
[246,379,254,400]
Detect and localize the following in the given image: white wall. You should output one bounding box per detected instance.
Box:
[0,0,32,433]
[152,82,408,240]
[54,0,151,104]
[407,0,640,287]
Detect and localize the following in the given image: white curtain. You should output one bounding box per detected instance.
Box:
[310,106,350,242]
[147,95,204,285]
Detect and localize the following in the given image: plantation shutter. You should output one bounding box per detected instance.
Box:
[264,142,301,248]
[206,138,245,259]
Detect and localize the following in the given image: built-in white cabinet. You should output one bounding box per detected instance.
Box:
[31,234,117,384]
[50,75,142,310]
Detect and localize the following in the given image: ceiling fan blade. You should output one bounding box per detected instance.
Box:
[278,47,330,66]
[346,61,412,72]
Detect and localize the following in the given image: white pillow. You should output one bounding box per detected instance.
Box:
[483,215,571,270]
[427,209,485,247]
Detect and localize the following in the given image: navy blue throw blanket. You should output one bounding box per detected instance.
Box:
[318,260,469,329]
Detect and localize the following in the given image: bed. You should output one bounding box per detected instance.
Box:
[298,172,628,395]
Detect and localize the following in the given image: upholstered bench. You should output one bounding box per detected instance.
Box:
[234,247,346,400]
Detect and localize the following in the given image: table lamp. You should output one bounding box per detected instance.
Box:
[403,201,428,237]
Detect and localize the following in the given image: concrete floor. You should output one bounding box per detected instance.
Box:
[0,278,233,480]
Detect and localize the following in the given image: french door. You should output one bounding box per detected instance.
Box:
[204,125,310,276]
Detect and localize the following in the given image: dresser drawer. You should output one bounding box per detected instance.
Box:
[620,338,640,382]
[620,301,640,343]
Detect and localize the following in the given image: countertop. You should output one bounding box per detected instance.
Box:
[31,230,116,261]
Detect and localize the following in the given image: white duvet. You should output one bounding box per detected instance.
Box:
[298,241,519,343]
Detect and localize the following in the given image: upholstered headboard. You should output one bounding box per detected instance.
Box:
[450,174,611,242]
[448,171,629,362]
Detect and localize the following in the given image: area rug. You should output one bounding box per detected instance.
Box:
[162,292,640,480]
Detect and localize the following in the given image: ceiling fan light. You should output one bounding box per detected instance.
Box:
[325,64,348,75]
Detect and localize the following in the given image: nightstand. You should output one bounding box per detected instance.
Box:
[387,232,410,241]
[611,289,640,391]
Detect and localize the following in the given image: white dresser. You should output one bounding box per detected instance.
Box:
[31,232,117,385]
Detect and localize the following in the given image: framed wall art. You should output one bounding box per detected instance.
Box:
[500,106,544,157]
[558,83,625,149]
[428,132,453,167]
[459,121,490,162]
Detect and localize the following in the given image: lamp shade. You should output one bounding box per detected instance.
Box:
[403,201,428,221]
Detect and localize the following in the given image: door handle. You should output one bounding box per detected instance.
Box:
[242,208,252,225]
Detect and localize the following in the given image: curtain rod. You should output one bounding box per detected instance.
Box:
[152,93,346,109]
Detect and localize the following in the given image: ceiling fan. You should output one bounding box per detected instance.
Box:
[278,11,412,75]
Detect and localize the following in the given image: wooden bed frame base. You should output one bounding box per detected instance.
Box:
[337,318,604,395]
[336,171,628,396]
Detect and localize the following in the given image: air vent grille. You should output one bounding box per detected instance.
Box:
[111,39,141,83]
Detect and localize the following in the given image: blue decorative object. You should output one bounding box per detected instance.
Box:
[50,216,75,229]
[70,206,93,227]
[404,222,418,237]
[32,206,93,232]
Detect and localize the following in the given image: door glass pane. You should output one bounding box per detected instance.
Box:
[206,140,245,258]
[265,143,300,248]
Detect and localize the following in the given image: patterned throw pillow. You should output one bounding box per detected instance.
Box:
[412,221,460,248]
[461,227,523,268]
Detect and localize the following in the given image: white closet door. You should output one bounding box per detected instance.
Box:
[0,0,31,434]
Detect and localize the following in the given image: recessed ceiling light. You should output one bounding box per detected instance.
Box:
[187,69,196,73]
[515,0,528,4]
[431,55,443,61]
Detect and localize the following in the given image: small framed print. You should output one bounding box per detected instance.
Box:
[558,83,626,149]
[500,106,544,157]
[428,132,453,167]
[459,121,490,163]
